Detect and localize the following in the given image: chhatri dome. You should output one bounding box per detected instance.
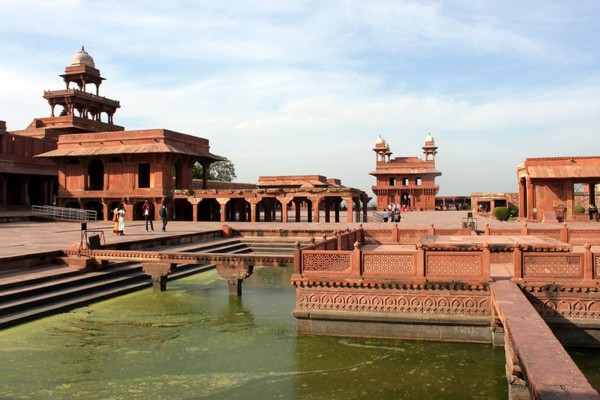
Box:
[70,46,95,68]
[424,133,435,144]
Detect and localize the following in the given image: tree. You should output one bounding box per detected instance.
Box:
[192,159,237,182]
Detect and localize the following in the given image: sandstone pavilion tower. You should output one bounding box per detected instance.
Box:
[370,133,441,211]
[18,46,124,142]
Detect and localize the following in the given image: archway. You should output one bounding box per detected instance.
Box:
[27,177,46,206]
[226,199,250,222]
[256,197,282,222]
[85,201,104,221]
[6,176,24,205]
[173,199,193,221]
[198,199,220,221]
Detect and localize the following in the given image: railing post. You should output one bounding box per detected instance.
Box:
[358,225,364,244]
[561,223,569,243]
[482,242,491,280]
[583,243,593,280]
[416,243,425,279]
[521,222,528,235]
[429,224,435,235]
[293,242,302,275]
[485,223,490,235]
[352,241,362,277]
[513,242,523,280]
[392,224,400,244]
[337,231,342,250]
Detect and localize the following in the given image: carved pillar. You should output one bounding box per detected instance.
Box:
[334,199,340,222]
[526,177,535,222]
[216,264,254,296]
[217,198,228,222]
[142,262,174,291]
[192,203,199,222]
[277,196,291,223]
[324,198,331,223]
[295,199,301,222]
[513,243,522,279]
[344,196,354,223]
[518,178,526,221]
[311,196,321,223]
[247,198,260,223]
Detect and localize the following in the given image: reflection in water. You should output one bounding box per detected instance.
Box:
[0,267,510,399]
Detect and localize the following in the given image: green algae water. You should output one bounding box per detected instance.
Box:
[0,267,507,399]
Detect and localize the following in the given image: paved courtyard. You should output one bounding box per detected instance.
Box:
[1,210,598,260]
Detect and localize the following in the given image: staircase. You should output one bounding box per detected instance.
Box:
[0,262,214,330]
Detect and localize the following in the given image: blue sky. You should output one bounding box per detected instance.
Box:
[1,1,599,198]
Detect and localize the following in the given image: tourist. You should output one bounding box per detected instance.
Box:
[116,203,126,235]
[142,200,154,231]
[382,209,388,222]
[589,204,597,221]
[112,206,119,234]
[159,203,168,231]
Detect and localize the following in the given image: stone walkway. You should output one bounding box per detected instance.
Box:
[1,210,598,281]
[2,210,597,260]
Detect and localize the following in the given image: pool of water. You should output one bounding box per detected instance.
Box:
[0,267,508,399]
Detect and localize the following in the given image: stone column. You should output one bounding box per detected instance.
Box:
[334,199,340,222]
[518,178,526,221]
[526,178,535,222]
[295,199,301,222]
[344,196,354,223]
[324,198,331,223]
[311,196,322,223]
[142,262,174,291]
[217,198,228,222]
[216,264,254,296]
[277,196,291,223]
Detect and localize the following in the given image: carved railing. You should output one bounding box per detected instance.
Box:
[465,223,600,246]
[292,242,490,288]
[362,224,471,245]
[513,243,598,284]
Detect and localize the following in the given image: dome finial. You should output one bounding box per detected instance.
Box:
[70,46,95,68]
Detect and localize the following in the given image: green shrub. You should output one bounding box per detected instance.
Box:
[574,205,586,214]
[509,207,518,218]
[493,207,511,221]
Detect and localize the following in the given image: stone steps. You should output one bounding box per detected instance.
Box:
[0,262,214,330]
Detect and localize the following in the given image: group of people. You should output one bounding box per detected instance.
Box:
[112,200,168,235]
[381,203,406,223]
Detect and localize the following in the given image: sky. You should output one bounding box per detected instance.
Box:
[1,0,599,198]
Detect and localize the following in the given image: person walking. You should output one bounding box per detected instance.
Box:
[112,206,120,235]
[116,203,126,236]
[159,203,168,231]
[142,200,154,231]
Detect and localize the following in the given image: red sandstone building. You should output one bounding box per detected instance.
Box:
[1,47,370,223]
[517,156,600,222]
[370,134,441,210]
